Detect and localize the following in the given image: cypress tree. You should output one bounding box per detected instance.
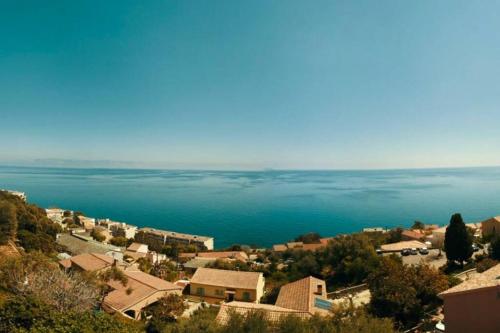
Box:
[444,213,472,265]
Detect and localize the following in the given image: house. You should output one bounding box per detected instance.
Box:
[481,216,500,238]
[124,242,166,264]
[98,219,138,239]
[401,229,425,241]
[426,226,447,247]
[189,267,265,303]
[275,276,331,316]
[59,252,116,272]
[102,268,182,320]
[439,263,500,333]
[78,215,96,231]
[216,276,332,324]
[135,227,214,251]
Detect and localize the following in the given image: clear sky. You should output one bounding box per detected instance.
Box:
[1,1,500,170]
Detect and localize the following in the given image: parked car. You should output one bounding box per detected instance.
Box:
[409,248,418,255]
[400,248,410,256]
[376,249,383,255]
[419,247,429,255]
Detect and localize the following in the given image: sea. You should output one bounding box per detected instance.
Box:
[1,165,499,249]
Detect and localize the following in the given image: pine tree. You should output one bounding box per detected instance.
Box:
[444,213,472,265]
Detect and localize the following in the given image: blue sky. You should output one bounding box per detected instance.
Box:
[1,1,500,170]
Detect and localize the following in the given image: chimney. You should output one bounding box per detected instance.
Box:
[316,284,323,295]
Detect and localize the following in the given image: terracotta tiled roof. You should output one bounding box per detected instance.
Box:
[216,301,310,324]
[440,264,500,297]
[275,276,328,315]
[123,250,147,261]
[104,269,181,312]
[190,268,262,290]
[301,243,324,251]
[65,253,115,272]
[402,230,425,240]
[59,258,72,269]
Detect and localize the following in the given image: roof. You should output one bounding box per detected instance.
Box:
[380,240,427,252]
[123,250,147,261]
[481,216,500,225]
[127,242,147,252]
[402,230,425,240]
[66,253,115,272]
[56,233,120,255]
[196,251,249,262]
[275,276,328,315]
[216,301,310,324]
[104,269,182,312]
[183,257,216,269]
[439,264,500,297]
[301,243,325,251]
[59,258,72,269]
[190,268,263,290]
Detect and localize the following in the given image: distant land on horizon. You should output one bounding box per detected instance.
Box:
[1,159,500,173]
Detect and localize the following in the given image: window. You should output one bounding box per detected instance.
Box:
[243,292,251,301]
[196,287,205,296]
[215,289,224,296]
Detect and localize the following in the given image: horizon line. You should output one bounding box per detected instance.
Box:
[1,162,499,173]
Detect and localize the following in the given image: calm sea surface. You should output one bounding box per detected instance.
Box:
[1,166,500,248]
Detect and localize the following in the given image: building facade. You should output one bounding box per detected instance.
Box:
[189,268,264,303]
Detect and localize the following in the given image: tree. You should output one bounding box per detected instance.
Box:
[91,228,106,242]
[0,253,99,312]
[323,234,381,285]
[295,232,321,244]
[110,236,128,247]
[367,256,448,329]
[444,213,473,265]
[490,236,500,260]
[145,294,186,333]
[386,227,403,243]
[0,201,18,244]
[412,221,425,230]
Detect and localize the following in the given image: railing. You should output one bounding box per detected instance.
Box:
[327,283,368,299]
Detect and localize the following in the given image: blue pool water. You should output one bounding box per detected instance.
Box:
[1,166,499,248]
